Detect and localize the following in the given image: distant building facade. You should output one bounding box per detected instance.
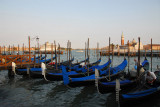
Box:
[118,33,143,52]
[40,42,57,51]
[144,44,160,50]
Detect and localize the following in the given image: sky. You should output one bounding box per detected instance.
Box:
[0,0,160,49]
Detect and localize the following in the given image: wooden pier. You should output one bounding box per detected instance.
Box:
[0,54,40,70]
[100,51,160,57]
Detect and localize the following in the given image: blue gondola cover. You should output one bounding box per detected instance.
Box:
[122,88,157,99]
[62,66,70,85]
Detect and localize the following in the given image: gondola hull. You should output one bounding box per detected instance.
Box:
[67,70,125,87]
[98,80,137,94]
[16,69,28,76]
[45,71,95,81]
[29,71,43,78]
[120,86,160,106]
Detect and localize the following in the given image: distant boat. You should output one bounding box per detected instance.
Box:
[76,50,84,52]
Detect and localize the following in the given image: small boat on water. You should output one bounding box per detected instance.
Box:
[15,56,56,76]
[76,50,84,53]
[119,70,160,106]
[69,58,101,72]
[97,58,150,94]
[62,58,127,87]
[43,58,107,81]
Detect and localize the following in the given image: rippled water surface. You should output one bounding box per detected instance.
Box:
[0,50,160,107]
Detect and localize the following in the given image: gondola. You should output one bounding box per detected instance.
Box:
[97,58,149,94]
[43,58,110,81]
[35,56,56,64]
[48,57,74,66]
[29,57,84,78]
[39,56,46,60]
[71,57,89,66]
[17,57,100,79]
[62,58,127,87]
[15,56,56,76]
[31,55,41,61]
[119,70,160,106]
[69,58,101,72]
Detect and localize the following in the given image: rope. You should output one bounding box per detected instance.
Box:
[105,76,111,81]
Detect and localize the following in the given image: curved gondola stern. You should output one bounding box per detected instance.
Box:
[12,62,17,75]
[115,79,121,106]
[41,62,49,81]
[95,68,100,93]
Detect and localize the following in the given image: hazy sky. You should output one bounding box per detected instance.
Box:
[0,0,160,48]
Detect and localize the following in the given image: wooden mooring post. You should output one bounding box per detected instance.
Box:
[159,47,160,58]
[97,42,99,60]
[67,40,69,62]
[13,45,14,55]
[0,46,1,55]
[51,43,53,63]
[8,45,10,55]
[69,42,72,71]
[45,42,47,65]
[128,40,130,73]
[85,42,86,65]
[4,46,6,55]
[151,38,152,72]
[54,41,57,70]
[23,43,24,55]
[87,38,90,76]
[111,43,114,67]
[137,37,140,77]
[58,44,61,65]
[29,36,31,63]
[18,44,19,55]
[109,37,111,81]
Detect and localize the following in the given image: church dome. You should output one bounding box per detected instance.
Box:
[132,39,136,44]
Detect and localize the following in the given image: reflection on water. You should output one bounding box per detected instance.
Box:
[0,50,160,107]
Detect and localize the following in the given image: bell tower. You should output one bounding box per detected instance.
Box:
[121,32,124,45]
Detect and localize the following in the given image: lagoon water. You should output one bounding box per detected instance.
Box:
[0,50,160,107]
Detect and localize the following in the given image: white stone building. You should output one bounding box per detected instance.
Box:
[40,42,58,51]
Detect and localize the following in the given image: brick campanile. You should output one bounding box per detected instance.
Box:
[121,32,124,45]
